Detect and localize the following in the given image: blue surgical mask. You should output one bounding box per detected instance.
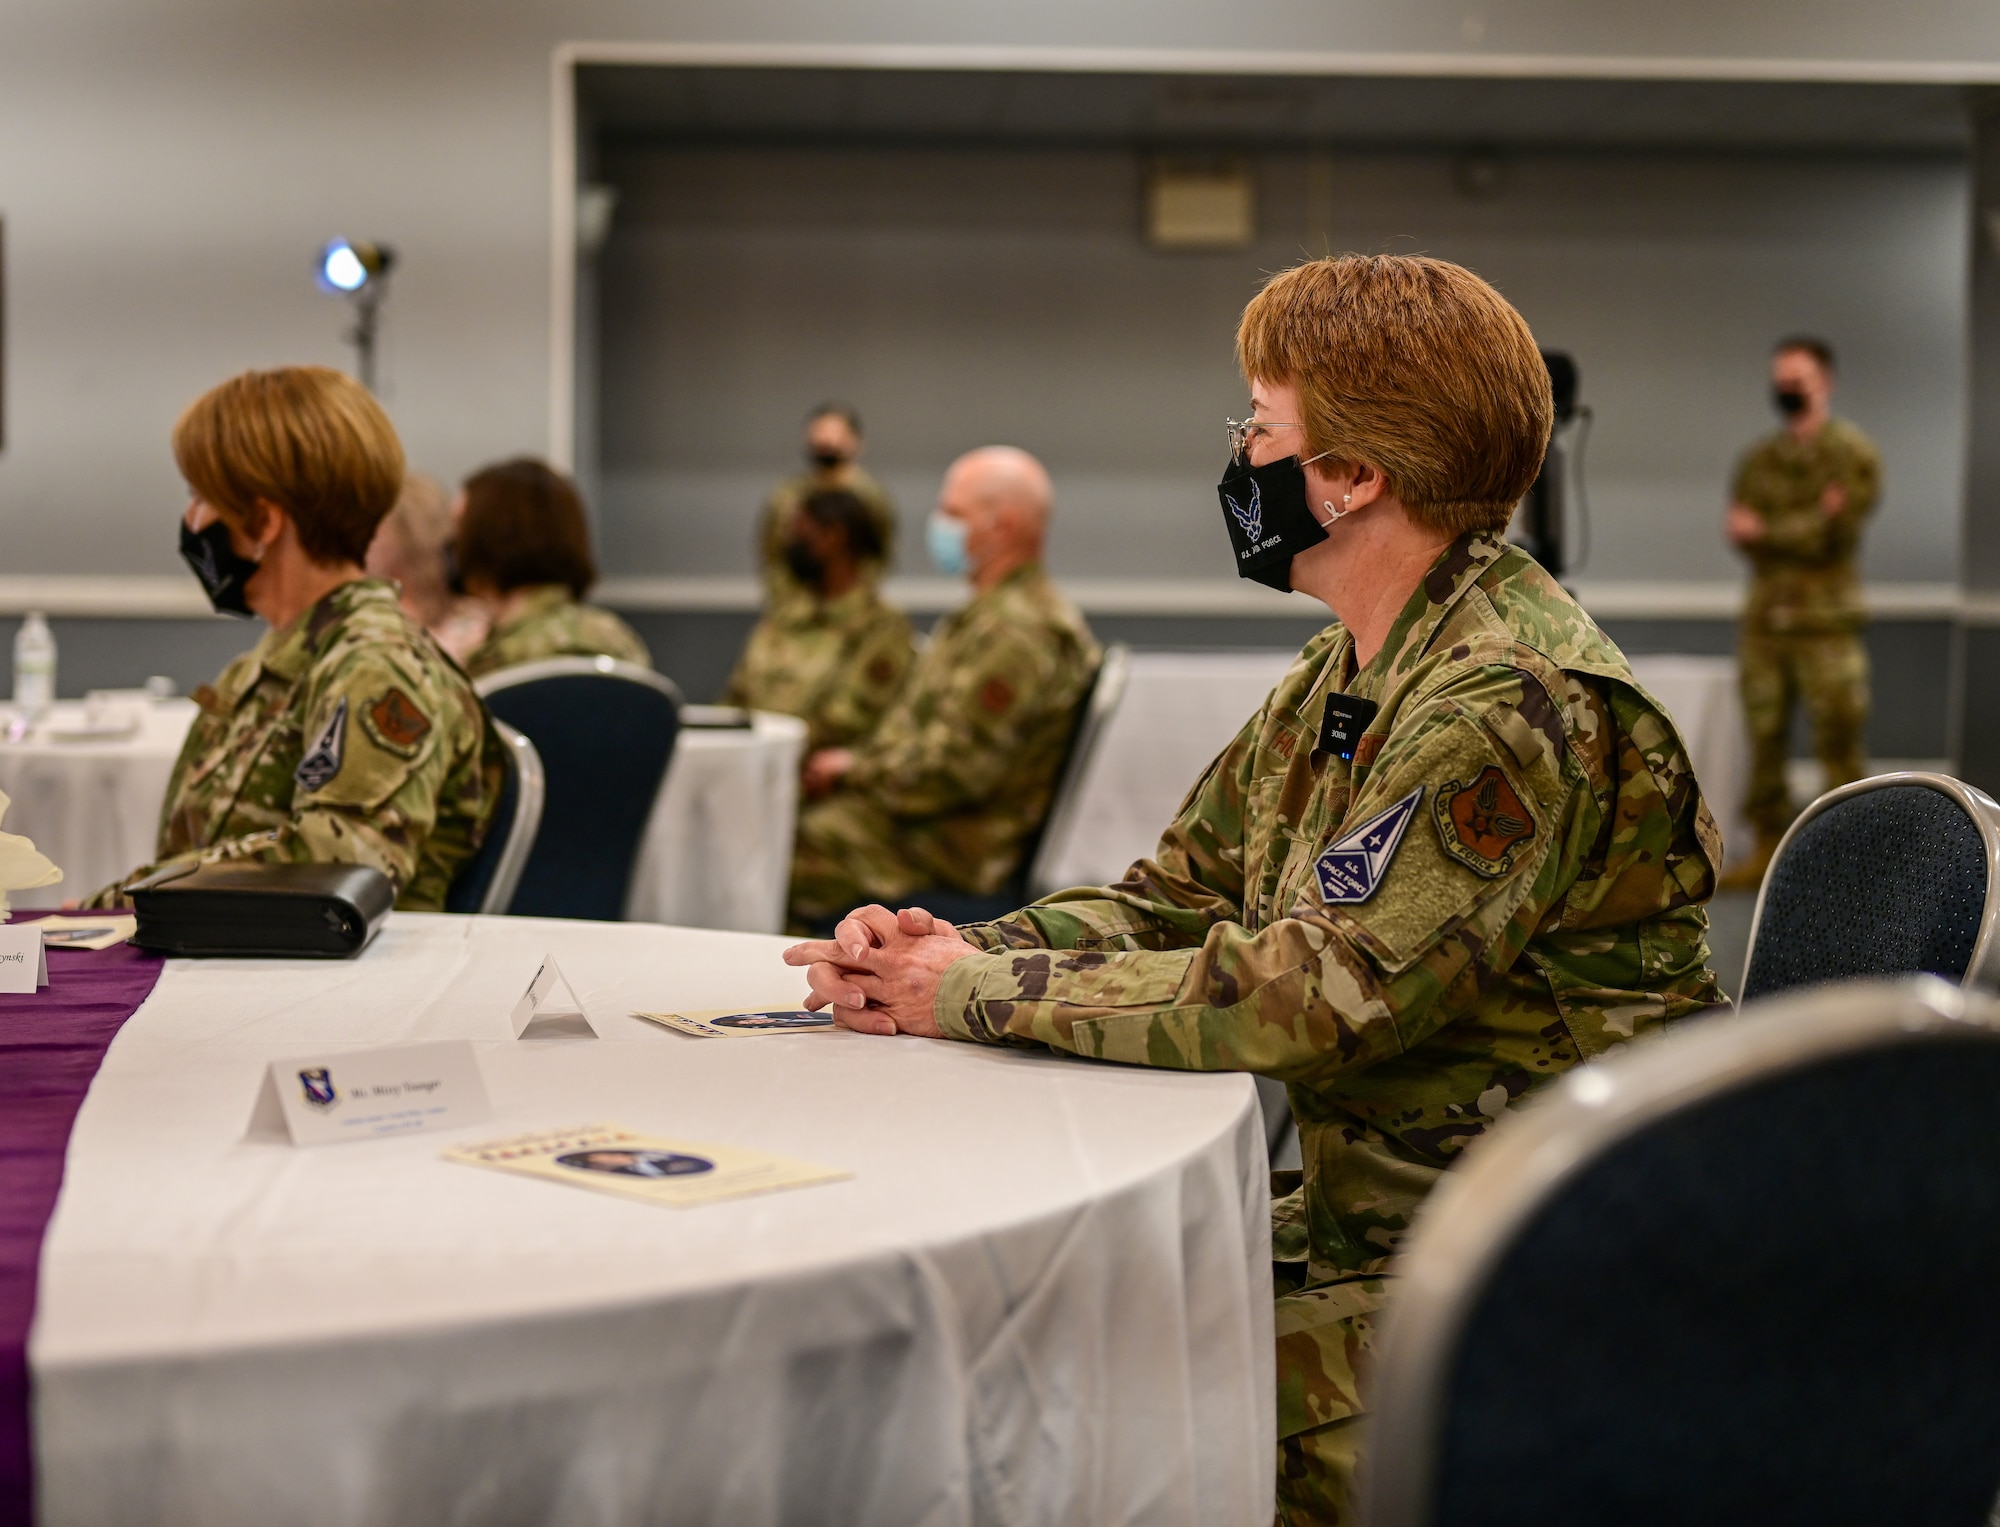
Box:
[927,512,971,577]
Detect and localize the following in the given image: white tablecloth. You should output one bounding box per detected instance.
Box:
[0,701,807,931]
[32,915,1273,1526]
[623,714,808,933]
[0,697,199,908]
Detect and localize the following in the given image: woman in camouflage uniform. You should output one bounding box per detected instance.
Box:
[787,256,1726,1525]
[87,366,502,912]
[454,458,651,679]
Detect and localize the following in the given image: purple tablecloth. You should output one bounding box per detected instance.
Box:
[0,930,164,1527]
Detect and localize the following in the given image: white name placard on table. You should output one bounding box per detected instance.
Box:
[247,1040,490,1147]
[0,923,49,992]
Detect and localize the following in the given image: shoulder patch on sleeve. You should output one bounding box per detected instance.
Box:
[1433,764,1537,877]
[362,686,433,757]
[979,676,1015,715]
[294,698,348,793]
[1315,788,1423,904]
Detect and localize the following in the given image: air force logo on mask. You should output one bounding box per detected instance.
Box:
[294,697,348,793]
[1315,787,1423,904]
[1224,477,1264,545]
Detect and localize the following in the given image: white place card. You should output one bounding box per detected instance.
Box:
[510,956,597,1039]
[246,1040,491,1148]
[0,924,49,992]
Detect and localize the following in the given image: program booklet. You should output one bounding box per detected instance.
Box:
[445,1122,849,1208]
[635,1007,837,1039]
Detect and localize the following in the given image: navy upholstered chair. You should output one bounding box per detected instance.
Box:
[445,720,545,915]
[475,657,682,921]
[1363,977,2000,1527]
[897,643,1132,929]
[1741,772,2000,1002]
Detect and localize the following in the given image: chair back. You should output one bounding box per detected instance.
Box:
[1363,976,2000,1527]
[1023,643,1132,902]
[1742,771,2000,1002]
[475,657,682,920]
[445,720,545,915]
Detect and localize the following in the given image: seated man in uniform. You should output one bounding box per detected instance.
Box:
[786,256,1725,1525]
[454,458,652,678]
[87,366,502,911]
[723,486,915,751]
[786,447,1098,934]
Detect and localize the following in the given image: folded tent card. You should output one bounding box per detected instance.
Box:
[0,786,64,992]
[247,1040,491,1147]
[512,957,598,1039]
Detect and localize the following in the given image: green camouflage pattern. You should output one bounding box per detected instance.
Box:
[1730,418,1881,838]
[759,469,898,605]
[927,533,1724,1523]
[85,579,503,912]
[788,563,1099,925]
[723,583,915,751]
[462,585,651,679]
[1732,417,1881,635]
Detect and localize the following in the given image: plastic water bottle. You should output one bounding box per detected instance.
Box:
[13,612,56,720]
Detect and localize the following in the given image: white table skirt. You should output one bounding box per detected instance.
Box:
[623,714,808,933]
[0,700,807,932]
[0,697,199,908]
[32,914,1274,1527]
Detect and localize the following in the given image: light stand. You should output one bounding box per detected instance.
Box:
[316,239,396,393]
[1519,351,1592,580]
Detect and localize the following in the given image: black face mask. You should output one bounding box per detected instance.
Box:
[178,519,259,617]
[1216,452,1329,592]
[782,538,826,588]
[808,448,847,470]
[1773,387,1810,417]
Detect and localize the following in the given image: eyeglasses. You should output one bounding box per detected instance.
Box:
[1225,417,1304,456]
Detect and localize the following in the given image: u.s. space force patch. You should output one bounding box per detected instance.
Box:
[1314,787,1423,905]
[294,698,348,793]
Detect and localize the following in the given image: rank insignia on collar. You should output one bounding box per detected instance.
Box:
[1434,764,1537,877]
[294,697,348,794]
[1315,787,1423,905]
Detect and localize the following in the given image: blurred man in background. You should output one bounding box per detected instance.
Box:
[364,473,489,664]
[786,446,1097,933]
[725,487,914,751]
[1721,337,1881,889]
[759,404,896,606]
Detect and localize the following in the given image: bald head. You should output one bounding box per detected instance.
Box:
[938,448,1051,586]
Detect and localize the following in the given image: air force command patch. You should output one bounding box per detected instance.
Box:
[1314,787,1423,904]
[293,698,348,793]
[1434,764,1537,876]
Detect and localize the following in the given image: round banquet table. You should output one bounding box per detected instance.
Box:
[30,914,1274,1526]
[0,697,200,910]
[0,700,807,933]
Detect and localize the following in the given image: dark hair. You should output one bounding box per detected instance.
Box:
[1774,335,1837,374]
[798,487,884,562]
[807,402,863,437]
[455,458,596,599]
[173,366,405,566]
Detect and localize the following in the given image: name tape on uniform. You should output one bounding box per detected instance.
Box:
[511,956,597,1040]
[0,924,49,993]
[246,1039,491,1148]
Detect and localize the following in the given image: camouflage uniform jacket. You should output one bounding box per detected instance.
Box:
[848,563,1099,893]
[937,534,1724,1296]
[722,583,915,751]
[1733,418,1882,633]
[463,585,651,679]
[89,579,502,912]
[759,469,897,605]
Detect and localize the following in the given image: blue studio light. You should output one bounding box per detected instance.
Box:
[317,238,392,295]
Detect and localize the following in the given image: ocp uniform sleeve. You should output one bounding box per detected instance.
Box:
[935,674,1600,1084]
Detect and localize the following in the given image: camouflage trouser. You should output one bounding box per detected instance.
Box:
[1272,1172,1387,1526]
[787,790,929,933]
[1739,622,1869,838]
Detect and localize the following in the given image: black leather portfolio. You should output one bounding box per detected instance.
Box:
[129,861,395,958]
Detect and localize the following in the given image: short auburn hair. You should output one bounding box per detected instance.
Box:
[172,366,405,566]
[1236,255,1553,536]
[455,458,597,599]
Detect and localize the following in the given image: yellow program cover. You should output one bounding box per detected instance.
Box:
[445,1122,849,1207]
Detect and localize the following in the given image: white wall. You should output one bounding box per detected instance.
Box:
[3,0,1997,581]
